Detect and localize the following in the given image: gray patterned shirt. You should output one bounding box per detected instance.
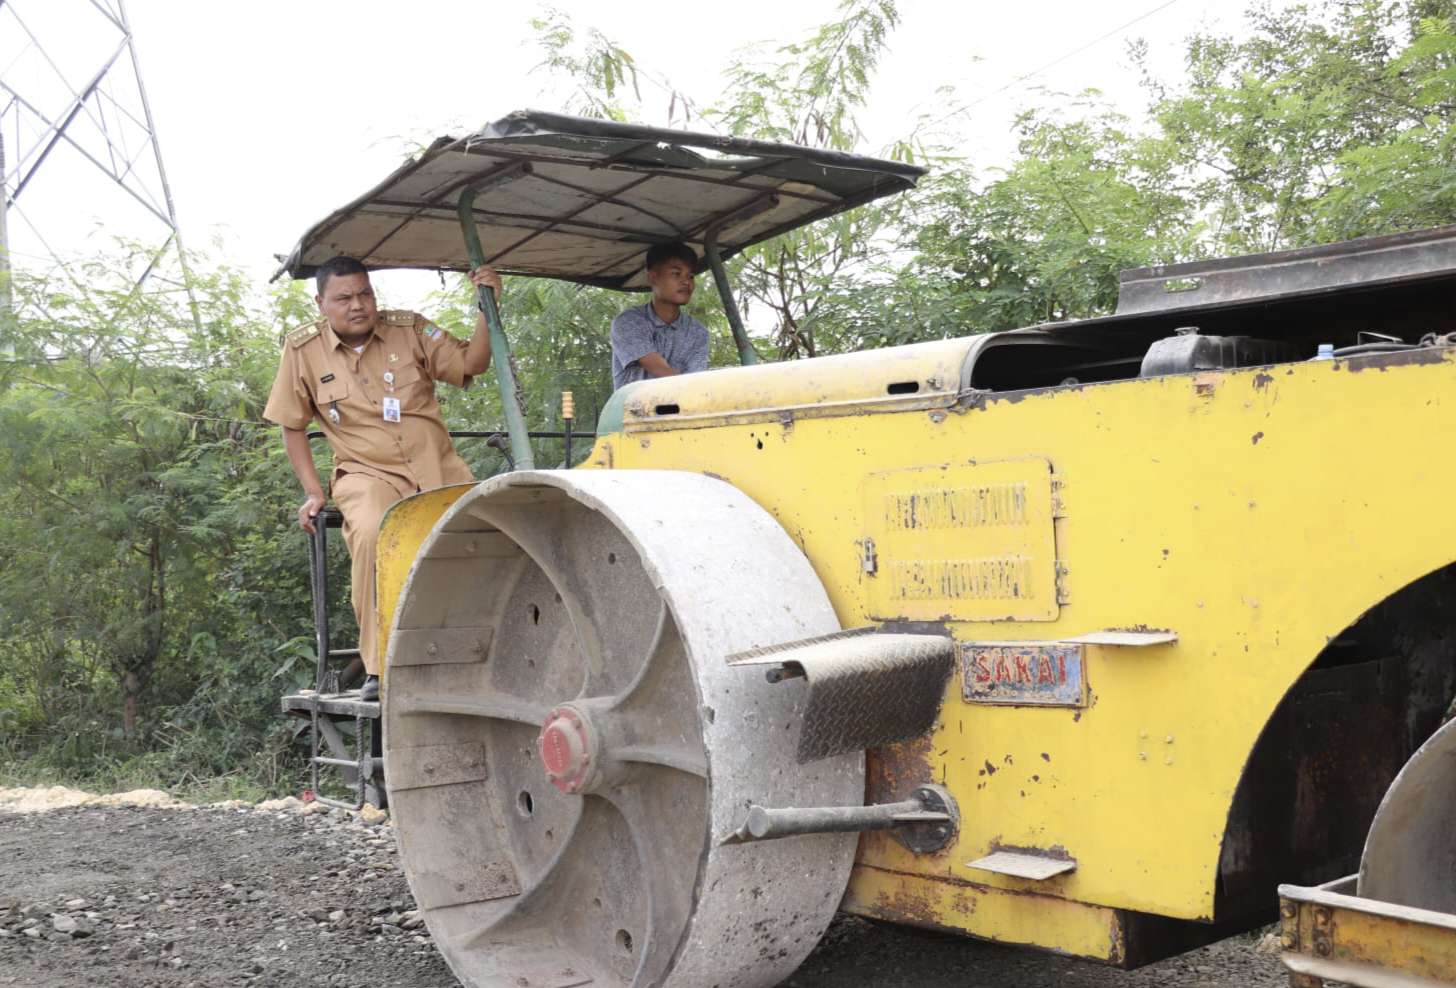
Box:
[610,303,710,391]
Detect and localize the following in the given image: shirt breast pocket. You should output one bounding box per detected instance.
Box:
[390,363,430,403]
[314,378,351,409]
[391,364,423,390]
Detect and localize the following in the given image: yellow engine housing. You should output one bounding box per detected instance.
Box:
[374,282,1456,967]
[563,336,1456,965]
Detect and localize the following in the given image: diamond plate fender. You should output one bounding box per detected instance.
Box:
[729,628,956,762]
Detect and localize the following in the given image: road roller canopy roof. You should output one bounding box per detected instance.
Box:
[273,109,925,290]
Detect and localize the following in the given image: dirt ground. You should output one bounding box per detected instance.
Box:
[0,801,1291,987]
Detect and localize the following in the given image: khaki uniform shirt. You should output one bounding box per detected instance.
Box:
[263,309,475,497]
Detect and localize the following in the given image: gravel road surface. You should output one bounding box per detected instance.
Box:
[0,801,1290,987]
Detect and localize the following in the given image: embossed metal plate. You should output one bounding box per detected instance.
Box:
[862,459,1060,622]
[960,642,1086,707]
[729,629,956,762]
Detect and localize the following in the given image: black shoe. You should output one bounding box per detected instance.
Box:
[359,676,379,702]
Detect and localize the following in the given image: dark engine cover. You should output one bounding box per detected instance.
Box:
[1140,333,1304,377]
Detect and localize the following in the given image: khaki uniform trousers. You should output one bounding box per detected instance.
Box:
[331,473,408,676]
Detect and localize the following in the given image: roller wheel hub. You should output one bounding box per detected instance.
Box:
[538,705,595,794]
[382,470,863,988]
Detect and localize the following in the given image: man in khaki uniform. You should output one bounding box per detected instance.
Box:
[264,255,501,700]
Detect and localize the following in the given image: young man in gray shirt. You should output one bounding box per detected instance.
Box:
[610,242,710,390]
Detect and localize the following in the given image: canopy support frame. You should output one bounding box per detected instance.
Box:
[457,173,535,470]
[704,196,779,367]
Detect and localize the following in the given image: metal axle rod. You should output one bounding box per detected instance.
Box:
[738,799,940,840]
[728,784,959,853]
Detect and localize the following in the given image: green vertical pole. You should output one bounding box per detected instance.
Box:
[702,239,758,367]
[458,183,535,471]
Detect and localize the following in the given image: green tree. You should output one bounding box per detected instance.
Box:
[1142,0,1454,251]
[513,0,928,362]
[899,1,1456,338]
[706,0,932,359]
[0,246,330,791]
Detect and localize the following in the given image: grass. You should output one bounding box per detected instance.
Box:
[0,739,303,806]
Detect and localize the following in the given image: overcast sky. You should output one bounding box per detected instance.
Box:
[2,0,1283,306]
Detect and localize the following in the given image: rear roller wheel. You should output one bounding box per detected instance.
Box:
[383,470,863,988]
[1359,716,1456,911]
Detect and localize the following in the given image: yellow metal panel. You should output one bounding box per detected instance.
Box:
[845,863,1125,963]
[620,337,973,432]
[578,345,1456,953]
[375,484,473,681]
[862,459,1059,622]
[1281,879,1456,986]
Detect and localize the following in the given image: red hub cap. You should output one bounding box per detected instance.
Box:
[537,705,594,793]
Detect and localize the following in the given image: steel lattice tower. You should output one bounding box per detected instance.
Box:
[0,0,193,319]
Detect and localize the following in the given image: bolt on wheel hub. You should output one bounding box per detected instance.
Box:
[538,705,596,793]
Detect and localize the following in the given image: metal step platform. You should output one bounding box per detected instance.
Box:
[284,503,385,812]
[282,690,379,719]
[282,687,383,811]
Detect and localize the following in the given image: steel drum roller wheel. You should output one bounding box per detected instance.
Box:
[1359,716,1456,912]
[383,470,863,988]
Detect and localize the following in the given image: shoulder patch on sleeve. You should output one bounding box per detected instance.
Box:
[382,309,418,327]
[285,321,321,348]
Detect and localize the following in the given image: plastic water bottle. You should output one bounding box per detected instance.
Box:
[1314,343,1335,360]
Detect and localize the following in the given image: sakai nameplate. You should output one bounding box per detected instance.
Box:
[960,642,1086,707]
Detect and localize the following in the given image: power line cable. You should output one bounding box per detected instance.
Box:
[927,0,1183,129]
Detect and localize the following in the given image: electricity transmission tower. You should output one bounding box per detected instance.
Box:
[0,0,194,320]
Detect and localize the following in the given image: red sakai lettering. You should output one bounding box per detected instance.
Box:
[1038,656,1054,684]
[975,653,992,683]
[1014,654,1031,683]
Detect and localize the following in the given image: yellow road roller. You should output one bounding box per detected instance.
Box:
[278,110,1456,988]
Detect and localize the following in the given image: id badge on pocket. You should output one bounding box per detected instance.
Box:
[382,396,401,423]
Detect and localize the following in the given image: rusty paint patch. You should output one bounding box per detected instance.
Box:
[866,733,935,802]
[1342,346,1452,373]
[855,861,1124,910]
[1108,919,1127,967]
[590,439,614,469]
[1252,372,1275,390]
[1252,431,1264,445]
[878,620,954,637]
[846,863,1167,965]
[867,874,945,930]
[950,890,977,915]
[862,733,936,858]
[989,840,1075,863]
